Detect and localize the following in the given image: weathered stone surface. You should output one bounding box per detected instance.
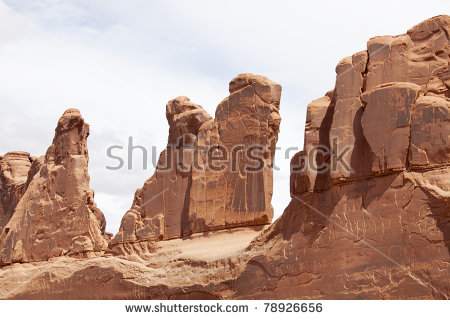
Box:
[230,168,450,299]
[94,15,445,299]
[0,16,449,300]
[366,15,449,93]
[0,226,264,299]
[0,109,108,265]
[290,93,333,194]
[330,51,374,182]
[361,82,421,174]
[232,15,450,299]
[1,169,448,299]
[0,152,33,235]
[409,95,450,168]
[111,74,281,250]
[292,14,449,190]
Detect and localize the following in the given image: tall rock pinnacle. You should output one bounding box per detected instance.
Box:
[110,74,282,252]
[0,109,107,265]
[0,16,448,301]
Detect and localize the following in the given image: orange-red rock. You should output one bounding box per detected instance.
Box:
[0,109,107,265]
[330,51,370,182]
[409,95,450,168]
[0,15,448,300]
[290,93,334,194]
[110,74,281,252]
[0,152,33,235]
[232,14,450,299]
[361,82,421,174]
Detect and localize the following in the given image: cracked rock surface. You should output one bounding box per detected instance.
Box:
[240,14,450,299]
[0,152,33,235]
[0,16,448,299]
[0,109,108,265]
[110,74,282,253]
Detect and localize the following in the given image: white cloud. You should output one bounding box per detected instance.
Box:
[0,0,447,233]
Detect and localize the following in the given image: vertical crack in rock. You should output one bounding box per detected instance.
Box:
[0,16,449,300]
[408,95,450,169]
[361,82,421,174]
[231,15,450,300]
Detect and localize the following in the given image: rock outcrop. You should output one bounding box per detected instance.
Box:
[233,14,450,299]
[0,152,33,235]
[110,74,281,252]
[0,109,108,265]
[0,15,448,300]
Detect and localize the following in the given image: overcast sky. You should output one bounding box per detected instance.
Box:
[0,0,447,234]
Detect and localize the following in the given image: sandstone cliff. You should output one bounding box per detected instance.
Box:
[0,109,108,265]
[0,15,448,300]
[110,74,281,253]
[231,14,450,299]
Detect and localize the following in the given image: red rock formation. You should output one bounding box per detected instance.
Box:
[110,74,281,252]
[0,152,33,234]
[0,16,448,300]
[291,14,449,190]
[409,95,450,168]
[232,14,450,299]
[0,109,107,265]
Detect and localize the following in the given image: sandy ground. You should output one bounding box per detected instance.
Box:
[0,226,266,299]
[143,226,265,262]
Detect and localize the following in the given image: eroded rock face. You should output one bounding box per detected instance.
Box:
[39,14,446,300]
[233,14,450,299]
[0,16,448,300]
[330,51,370,182]
[290,91,335,195]
[361,82,421,174]
[0,152,33,235]
[291,14,450,191]
[409,95,450,168]
[0,109,107,265]
[111,74,281,252]
[232,168,450,299]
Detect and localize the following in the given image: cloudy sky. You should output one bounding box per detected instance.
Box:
[0,0,447,234]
